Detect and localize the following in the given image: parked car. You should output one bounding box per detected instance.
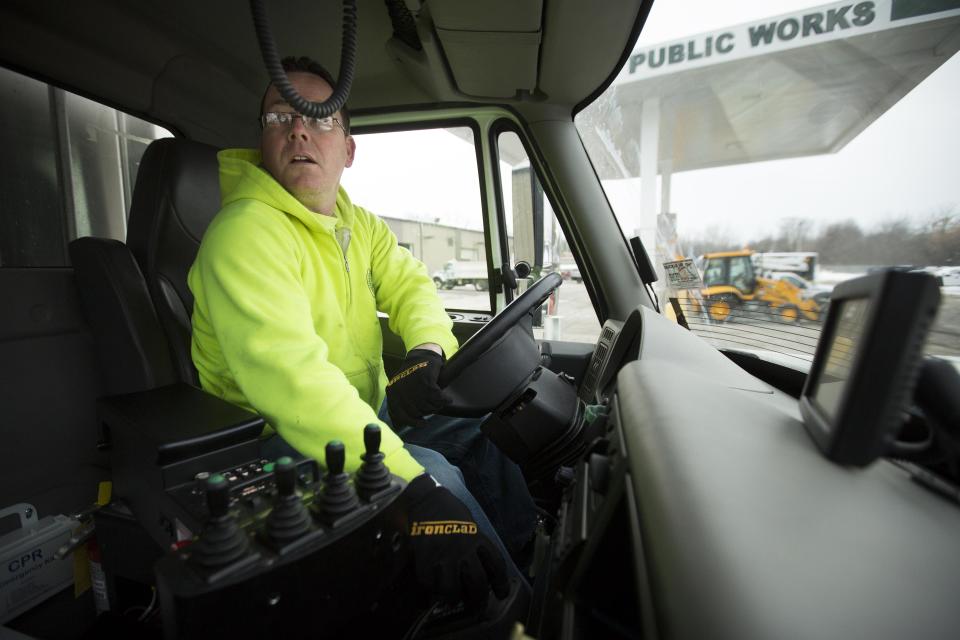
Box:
[769,271,833,304]
[935,266,960,287]
[432,260,489,290]
[558,263,582,283]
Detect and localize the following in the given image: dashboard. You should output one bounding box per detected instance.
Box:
[547,305,960,639]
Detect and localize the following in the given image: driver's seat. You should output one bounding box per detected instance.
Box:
[126,138,222,385]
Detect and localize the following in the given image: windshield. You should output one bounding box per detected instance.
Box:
[576,0,960,369]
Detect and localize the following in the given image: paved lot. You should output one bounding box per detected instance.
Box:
[437,281,960,361]
[437,280,603,344]
[679,291,960,363]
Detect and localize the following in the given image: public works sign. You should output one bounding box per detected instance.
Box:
[615,0,960,84]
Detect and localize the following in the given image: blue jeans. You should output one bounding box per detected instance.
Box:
[401,443,516,570]
[378,401,536,561]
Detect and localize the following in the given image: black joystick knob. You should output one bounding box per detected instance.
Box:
[264,456,311,544]
[206,473,231,517]
[315,441,360,525]
[328,441,346,475]
[276,456,298,496]
[191,474,250,568]
[355,424,392,501]
[364,424,382,457]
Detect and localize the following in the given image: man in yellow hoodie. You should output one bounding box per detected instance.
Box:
[188,56,533,608]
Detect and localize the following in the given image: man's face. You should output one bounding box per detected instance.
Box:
[259,72,355,213]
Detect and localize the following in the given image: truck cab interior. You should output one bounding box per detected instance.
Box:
[1,1,959,638]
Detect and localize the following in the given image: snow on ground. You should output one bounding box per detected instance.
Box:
[816,268,960,295]
[816,269,864,286]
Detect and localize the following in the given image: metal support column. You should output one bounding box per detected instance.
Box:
[637,97,660,259]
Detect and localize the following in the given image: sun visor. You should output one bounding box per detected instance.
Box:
[429,0,543,98]
[436,29,541,97]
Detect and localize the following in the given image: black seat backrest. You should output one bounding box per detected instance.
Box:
[69,236,178,395]
[127,139,221,385]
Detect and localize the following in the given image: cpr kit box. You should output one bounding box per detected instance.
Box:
[1,503,78,623]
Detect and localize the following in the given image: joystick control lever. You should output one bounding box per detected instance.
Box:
[190,474,251,568]
[264,456,312,545]
[315,441,360,525]
[355,424,394,500]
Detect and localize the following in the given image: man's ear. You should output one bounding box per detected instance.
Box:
[344,135,356,168]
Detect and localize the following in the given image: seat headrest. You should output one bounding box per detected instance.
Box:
[127,138,221,385]
[127,138,221,284]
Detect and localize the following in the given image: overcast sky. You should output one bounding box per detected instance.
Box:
[344,0,959,245]
[342,127,485,230]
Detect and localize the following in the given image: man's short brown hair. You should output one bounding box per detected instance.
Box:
[259,56,351,133]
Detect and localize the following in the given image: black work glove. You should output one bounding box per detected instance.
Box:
[386,349,448,428]
[402,474,510,611]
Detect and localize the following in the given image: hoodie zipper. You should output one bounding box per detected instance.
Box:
[333,226,352,311]
[336,227,351,275]
[333,226,376,397]
[331,226,355,354]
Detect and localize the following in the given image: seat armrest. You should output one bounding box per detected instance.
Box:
[98,383,264,466]
[98,383,267,551]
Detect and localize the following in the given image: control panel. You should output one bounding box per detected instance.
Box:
[166,456,320,532]
[154,425,423,639]
[98,387,530,638]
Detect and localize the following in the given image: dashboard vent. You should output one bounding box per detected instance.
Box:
[581,342,609,402]
[593,343,609,370]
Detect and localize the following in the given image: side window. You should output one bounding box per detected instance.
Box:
[63,92,171,239]
[0,67,172,267]
[496,130,601,343]
[728,257,751,293]
[0,68,64,266]
[340,126,489,311]
[703,261,726,287]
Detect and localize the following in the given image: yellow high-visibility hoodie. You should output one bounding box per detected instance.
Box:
[188,149,459,480]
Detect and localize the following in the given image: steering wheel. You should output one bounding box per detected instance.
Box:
[438,272,563,416]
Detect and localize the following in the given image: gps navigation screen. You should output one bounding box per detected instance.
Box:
[812,298,872,424]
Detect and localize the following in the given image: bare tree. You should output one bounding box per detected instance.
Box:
[811,220,862,264]
[683,224,741,256]
[921,205,960,265]
[779,217,814,252]
[677,205,959,268]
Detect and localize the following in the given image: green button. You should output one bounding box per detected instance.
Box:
[263,462,275,473]
[209,474,227,485]
[584,404,602,423]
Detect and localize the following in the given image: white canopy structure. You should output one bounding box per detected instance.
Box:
[575,0,960,255]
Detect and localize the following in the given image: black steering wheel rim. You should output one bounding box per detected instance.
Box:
[438,272,563,387]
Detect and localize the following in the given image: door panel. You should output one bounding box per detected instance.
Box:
[0,268,110,518]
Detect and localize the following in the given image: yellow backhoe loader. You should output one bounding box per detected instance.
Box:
[692,250,821,323]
